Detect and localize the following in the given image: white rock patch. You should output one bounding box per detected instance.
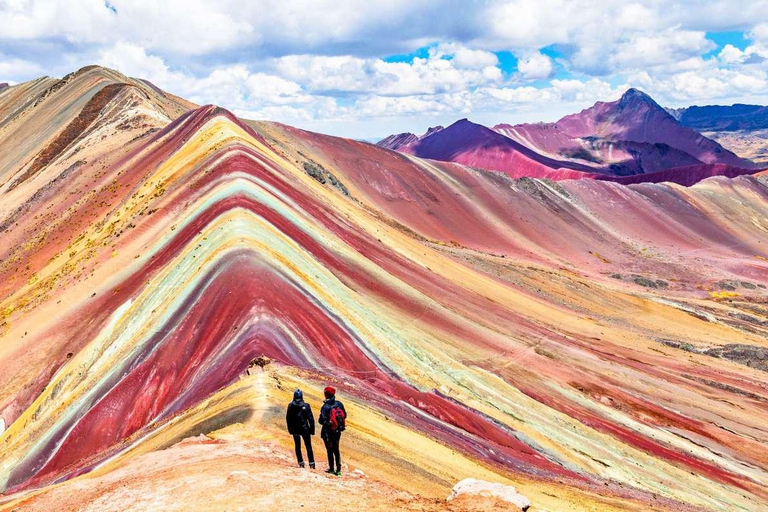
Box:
[447,478,531,511]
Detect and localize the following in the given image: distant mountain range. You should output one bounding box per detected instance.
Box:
[378,89,765,186]
[668,103,768,132]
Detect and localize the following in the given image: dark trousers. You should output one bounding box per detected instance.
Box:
[323,433,341,471]
[293,433,314,464]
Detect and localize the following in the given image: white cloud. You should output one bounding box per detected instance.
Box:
[275,55,369,92]
[434,43,499,69]
[610,29,714,70]
[719,44,747,64]
[94,43,338,125]
[0,54,43,82]
[749,23,768,45]
[275,45,501,97]
[517,52,553,80]
[644,68,768,102]
[98,42,181,84]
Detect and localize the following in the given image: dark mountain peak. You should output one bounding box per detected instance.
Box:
[618,88,662,111]
[421,125,444,138]
[441,118,499,138]
[451,118,473,127]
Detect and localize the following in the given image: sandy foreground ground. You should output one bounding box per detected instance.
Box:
[4,436,511,512]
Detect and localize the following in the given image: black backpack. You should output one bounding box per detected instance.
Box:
[299,404,312,431]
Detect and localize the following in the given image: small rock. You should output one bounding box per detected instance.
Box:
[447,478,531,511]
[247,356,272,374]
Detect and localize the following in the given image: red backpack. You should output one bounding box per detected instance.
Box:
[328,404,346,432]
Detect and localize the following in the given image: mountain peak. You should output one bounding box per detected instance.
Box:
[376,132,419,150]
[618,88,662,110]
[422,125,444,138]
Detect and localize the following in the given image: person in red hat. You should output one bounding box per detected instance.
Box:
[318,385,347,476]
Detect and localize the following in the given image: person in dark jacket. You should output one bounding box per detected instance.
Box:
[286,389,315,468]
[318,385,347,476]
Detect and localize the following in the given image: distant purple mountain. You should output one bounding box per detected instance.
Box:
[495,88,754,172]
[376,88,760,185]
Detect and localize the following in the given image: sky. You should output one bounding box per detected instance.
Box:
[2,1,768,139]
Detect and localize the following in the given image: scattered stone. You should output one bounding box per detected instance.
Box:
[658,340,768,373]
[303,162,326,184]
[728,312,768,326]
[657,339,698,353]
[447,478,531,511]
[610,273,622,280]
[704,344,768,373]
[302,162,350,196]
[716,280,738,291]
[252,356,271,367]
[246,356,272,374]
[631,275,667,289]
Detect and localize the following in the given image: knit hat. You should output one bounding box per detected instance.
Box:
[324,386,336,398]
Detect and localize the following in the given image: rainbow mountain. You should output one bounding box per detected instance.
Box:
[1,66,768,511]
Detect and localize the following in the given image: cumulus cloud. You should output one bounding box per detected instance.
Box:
[610,30,715,70]
[275,45,501,96]
[517,52,553,80]
[653,68,768,101]
[0,54,43,82]
[719,44,748,65]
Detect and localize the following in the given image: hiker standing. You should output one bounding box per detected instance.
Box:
[286,389,315,468]
[318,385,347,476]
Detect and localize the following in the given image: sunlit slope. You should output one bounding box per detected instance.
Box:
[0,72,766,510]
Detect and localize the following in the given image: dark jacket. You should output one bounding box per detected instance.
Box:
[286,390,315,436]
[318,397,347,439]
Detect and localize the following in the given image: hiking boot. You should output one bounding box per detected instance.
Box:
[335,470,341,476]
[309,462,315,469]
[325,468,335,474]
[299,462,305,468]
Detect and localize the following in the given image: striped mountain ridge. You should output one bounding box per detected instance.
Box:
[0,67,767,510]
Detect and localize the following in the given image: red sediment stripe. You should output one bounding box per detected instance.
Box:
[517,383,765,497]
